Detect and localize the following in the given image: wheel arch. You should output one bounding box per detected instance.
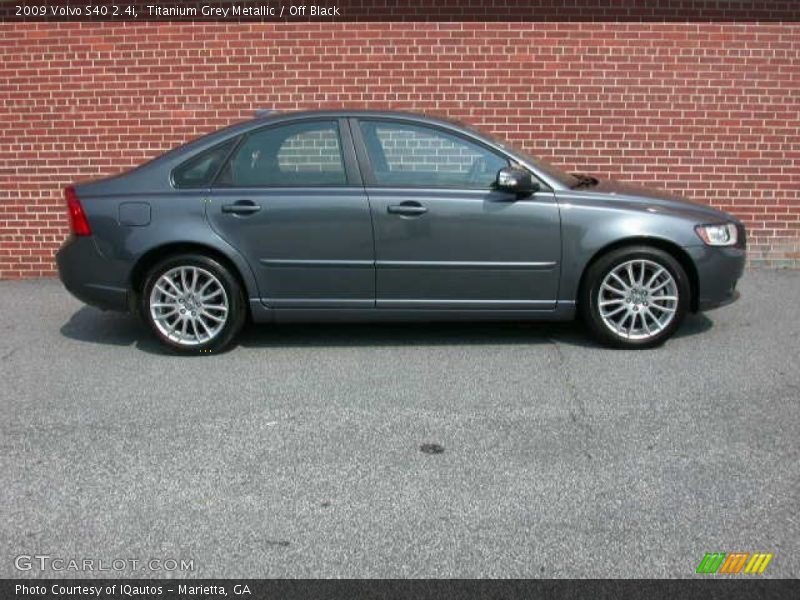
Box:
[129,242,254,312]
[576,237,699,313]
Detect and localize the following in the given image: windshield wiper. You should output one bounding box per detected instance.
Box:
[571,173,599,188]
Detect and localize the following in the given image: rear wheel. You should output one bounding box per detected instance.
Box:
[141,254,246,354]
[580,246,690,349]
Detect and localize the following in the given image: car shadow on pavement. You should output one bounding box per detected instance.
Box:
[60,307,163,351]
[60,306,714,354]
[238,312,713,350]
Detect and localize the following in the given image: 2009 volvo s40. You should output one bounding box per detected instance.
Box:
[57,110,745,353]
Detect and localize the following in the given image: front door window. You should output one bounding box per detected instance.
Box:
[359,121,507,189]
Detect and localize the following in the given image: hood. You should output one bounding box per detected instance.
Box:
[568,179,738,224]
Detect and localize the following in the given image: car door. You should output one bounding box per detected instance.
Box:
[352,118,561,309]
[206,118,374,308]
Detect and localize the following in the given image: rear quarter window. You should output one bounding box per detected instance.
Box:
[172,139,236,188]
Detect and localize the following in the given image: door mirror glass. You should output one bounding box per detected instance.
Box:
[495,167,538,195]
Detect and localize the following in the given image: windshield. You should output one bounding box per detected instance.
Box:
[457,121,580,188]
[503,144,581,188]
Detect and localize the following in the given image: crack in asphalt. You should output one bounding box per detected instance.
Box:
[548,338,595,460]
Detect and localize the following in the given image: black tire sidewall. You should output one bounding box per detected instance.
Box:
[581,246,691,349]
[140,254,246,354]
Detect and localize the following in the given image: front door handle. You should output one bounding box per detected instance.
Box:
[221,200,262,215]
[387,202,428,216]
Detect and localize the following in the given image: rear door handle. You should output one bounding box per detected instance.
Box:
[387,203,427,216]
[221,200,262,215]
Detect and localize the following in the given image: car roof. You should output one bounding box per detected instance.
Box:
[256,109,440,118]
[251,109,463,127]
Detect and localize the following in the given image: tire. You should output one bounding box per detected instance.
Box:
[580,245,691,349]
[140,253,246,354]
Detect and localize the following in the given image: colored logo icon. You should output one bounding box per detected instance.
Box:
[696,552,773,574]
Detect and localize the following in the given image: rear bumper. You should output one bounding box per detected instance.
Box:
[56,236,130,312]
[685,244,746,312]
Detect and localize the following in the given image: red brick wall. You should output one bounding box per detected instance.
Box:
[1,21,799,278]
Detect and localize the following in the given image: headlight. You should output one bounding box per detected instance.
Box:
[695,223,738,246]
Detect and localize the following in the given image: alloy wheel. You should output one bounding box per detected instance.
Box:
[148,266,229,346]
[597,259,679,341]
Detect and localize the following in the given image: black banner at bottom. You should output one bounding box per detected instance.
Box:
[3,579,799,600]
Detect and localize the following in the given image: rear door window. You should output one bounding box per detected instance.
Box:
[216,120,347,187]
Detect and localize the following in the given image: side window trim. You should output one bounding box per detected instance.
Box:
[351,117,512,190]
[210,118,359,189]
[349,117,376,188]
[208,136,243,187]
[338,117,363,187]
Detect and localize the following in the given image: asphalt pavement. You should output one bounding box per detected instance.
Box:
[1,271,798,578]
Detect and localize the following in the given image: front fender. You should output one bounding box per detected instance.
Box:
[557,198,704,303]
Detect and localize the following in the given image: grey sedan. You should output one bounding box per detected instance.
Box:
[57,110,745,353]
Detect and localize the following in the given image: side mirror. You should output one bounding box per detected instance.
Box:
[495,167,538,196]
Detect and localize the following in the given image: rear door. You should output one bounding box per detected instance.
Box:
[352,118,561,309]
[206,118,374,308]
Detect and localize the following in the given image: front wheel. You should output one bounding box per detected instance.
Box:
[141,254,246,354]
[580,246,691,349]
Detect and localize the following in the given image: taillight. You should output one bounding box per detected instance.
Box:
[65,186,91,236]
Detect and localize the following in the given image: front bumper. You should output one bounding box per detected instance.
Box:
[56,235,130,312]
[685,244,746,312]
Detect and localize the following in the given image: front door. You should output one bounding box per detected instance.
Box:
[207,118,374,308]
[353,118,561,309]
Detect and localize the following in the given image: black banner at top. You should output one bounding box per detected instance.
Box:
[3,0,800,22]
